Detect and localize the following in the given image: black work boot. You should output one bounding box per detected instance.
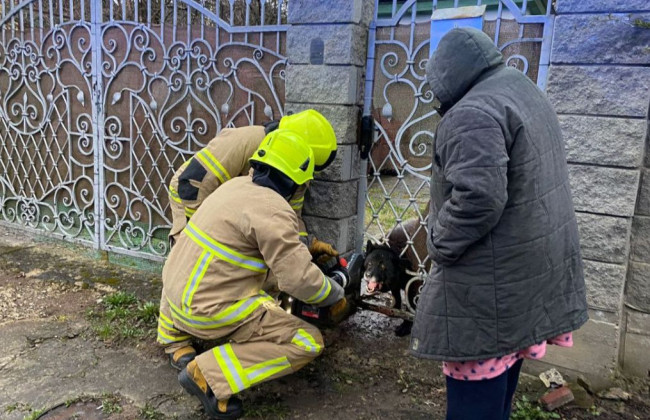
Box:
[168,345,196,371]
[178,360,244,420]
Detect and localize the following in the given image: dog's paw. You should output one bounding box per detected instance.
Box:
[394,320,413,337]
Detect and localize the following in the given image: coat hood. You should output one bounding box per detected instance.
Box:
[426,27,504,108]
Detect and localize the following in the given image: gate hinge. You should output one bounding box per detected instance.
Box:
[358,115,374,160]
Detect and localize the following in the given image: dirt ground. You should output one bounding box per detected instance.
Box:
[1,226,649,420]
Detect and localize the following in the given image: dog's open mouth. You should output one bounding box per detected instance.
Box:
[365,280,383,294]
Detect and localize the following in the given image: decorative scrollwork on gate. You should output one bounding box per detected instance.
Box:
[0,13,96,243]
[99,17,287,257]
[0,1,288,260]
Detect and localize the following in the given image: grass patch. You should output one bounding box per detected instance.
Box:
[633,19,650,29]
[22,408,45,420]
[4,403,30,414]
[105,291,138,308]
[3,403,43,420]
[589,405,601,416]
[138,301,159,323]
[86,292,159,344]
[364,175,429,240]
[100,393,123,415]
[138,403,164,420]
[511,395,560,420]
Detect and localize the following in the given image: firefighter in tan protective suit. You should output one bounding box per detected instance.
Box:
[167,109,337,248]
[163,110,340,372]
[158,129,346,419]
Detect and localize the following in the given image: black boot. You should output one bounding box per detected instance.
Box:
[168,345,196,371]
[178,360,244,420]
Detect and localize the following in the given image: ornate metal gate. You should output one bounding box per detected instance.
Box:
[358,0,554,313]
[0,0,288,260]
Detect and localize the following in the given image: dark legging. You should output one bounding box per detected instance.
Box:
[446,358,524,420]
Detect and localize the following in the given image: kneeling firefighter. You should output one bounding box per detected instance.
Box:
[167,109,338,254]
[158,129,348,419]
[163,110,340,371]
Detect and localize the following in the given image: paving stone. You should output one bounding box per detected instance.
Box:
[622,333,650,377]
[303,179,359,219]
[289,0,365,24]
[286,65,363,106]
[583,260,626,312]
[630,216,650,263]
[636,169,650,216]
[284,103,362,146]
[625,261,650,313]
[287,24,367,66]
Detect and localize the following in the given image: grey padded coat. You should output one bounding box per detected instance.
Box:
[410,27,588,361]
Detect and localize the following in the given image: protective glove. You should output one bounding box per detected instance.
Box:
[309,238,339,262]
[328,297,352,325]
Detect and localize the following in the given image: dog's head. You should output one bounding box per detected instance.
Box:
[363,240,410,294]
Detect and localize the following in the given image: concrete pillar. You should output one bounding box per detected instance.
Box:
[534,0,650,382]
[284,0,374,254]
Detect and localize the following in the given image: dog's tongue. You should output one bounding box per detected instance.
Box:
[367,280,379,292]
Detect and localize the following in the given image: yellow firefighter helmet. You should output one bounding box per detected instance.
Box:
[279,109,337,171]
[249,129,315,185]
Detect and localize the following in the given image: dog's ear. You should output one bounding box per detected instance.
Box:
[366,240,374,253]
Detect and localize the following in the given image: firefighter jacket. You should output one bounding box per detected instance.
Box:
[162,175,343,328]
[168,125,308,239]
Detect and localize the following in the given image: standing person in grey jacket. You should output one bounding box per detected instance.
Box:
[410,27,588,420]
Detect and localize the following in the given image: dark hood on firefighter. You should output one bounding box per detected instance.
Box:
[251,162,299,200]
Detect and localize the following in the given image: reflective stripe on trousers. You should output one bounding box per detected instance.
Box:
[291,328,322,353]
[213,343,292,393]
[157,308,192,344]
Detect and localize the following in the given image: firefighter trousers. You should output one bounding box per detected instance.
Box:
[157,292,324,399]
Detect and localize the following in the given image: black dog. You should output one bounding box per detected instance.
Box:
[363,218,429,336]
[363,240,415,337]
[363,241,411,306]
